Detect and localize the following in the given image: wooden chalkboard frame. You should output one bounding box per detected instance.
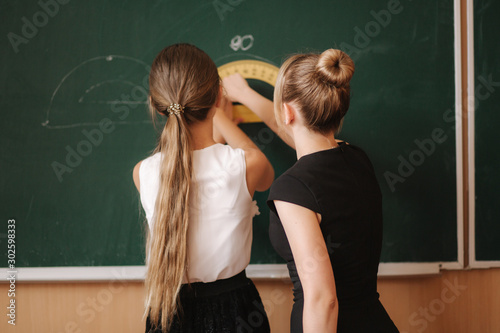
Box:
[467,0,500,269]
[443,0,465,272]
[1,263,446,282]
[0,0,466,281]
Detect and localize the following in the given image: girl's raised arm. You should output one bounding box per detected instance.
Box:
[213,98,274,195]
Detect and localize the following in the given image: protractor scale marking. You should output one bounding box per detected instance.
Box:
[218,60,279,123]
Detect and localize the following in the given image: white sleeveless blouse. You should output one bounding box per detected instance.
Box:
[139,143,259,283]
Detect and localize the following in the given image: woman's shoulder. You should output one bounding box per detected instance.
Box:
[341,142,376,172]
[274,141,374,185]
[298,141,371,165]
[269,166,309,196]
[267,166,320,213]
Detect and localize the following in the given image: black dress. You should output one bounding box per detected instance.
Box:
[267,142,399,333]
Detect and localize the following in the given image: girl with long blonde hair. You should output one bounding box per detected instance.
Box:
[133,43,273,333]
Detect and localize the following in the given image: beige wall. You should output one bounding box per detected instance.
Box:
[1,268,499,332]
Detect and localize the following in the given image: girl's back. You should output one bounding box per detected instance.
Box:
[139,143,259,283]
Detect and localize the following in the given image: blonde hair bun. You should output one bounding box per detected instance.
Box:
[316,49,355,88]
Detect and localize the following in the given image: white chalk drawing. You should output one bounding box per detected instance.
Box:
[230,35,254,51]
[78,79,141,104]
[42,55,150,129]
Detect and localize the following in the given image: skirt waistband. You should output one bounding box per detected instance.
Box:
[181,270,250,298]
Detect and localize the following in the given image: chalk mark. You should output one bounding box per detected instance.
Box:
[42,55,150,129]
[80,101,148,105]
[44,120,152,130]
[78,79,141,103]
[25,196,34,223]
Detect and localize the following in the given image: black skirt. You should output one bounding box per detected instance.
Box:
[145,271,270,333]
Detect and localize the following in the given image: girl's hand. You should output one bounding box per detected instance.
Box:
[220,95,243,125]
[213,96,243,144]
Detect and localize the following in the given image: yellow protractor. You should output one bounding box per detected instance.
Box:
[218,60,279,123]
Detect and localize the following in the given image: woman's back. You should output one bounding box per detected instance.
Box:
[268,142,398,332]
[139,143,259,283]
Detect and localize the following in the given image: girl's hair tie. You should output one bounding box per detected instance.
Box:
[167,103,185,116]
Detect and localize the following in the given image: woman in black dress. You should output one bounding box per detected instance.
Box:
[224,49,399,332]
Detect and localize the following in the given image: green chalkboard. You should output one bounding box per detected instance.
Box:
[474,0,500,262]
[0,0,458,269]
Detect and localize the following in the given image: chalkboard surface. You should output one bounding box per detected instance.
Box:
[0,0,458,268]
[473,0,500,262]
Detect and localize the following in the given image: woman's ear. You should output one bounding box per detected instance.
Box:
[283,102,296,125]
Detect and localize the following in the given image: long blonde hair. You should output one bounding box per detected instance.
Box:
[274,49,355,134]
[145,44,220,332]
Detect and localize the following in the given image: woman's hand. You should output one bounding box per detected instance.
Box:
[222,73,252,104]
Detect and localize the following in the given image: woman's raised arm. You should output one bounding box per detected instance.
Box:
[223,73,295,149]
